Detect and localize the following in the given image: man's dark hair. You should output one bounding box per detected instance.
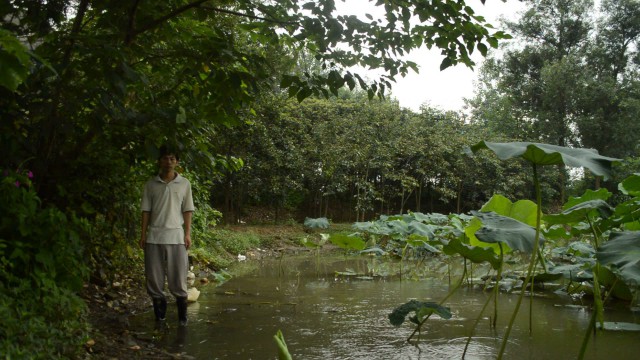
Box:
[159,144,180,160]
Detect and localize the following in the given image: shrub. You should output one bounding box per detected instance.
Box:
[0,170,89,358]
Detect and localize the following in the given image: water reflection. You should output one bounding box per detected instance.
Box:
[132,255,640,359]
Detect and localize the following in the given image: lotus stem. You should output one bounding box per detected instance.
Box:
[407,262,468,342]
[463,289,495,359]
[497,164,543,359]
[494,243,504,329]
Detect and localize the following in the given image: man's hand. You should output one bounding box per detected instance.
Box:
[139,235,146,249]
[184,234,191,250]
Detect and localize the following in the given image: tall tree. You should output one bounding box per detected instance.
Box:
[468,0,640,202]
[576,0,640,159]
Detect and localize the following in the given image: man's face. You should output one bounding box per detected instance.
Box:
[159,154,178,173]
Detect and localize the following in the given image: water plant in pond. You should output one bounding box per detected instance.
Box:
[467,141,622,359]
[389,300,452,327]
[274,330,293,360]
[349,157,640,359]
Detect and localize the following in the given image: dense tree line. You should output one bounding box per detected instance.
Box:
[211,93,533,223]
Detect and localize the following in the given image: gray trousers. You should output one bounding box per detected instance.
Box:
[144,243,188,299]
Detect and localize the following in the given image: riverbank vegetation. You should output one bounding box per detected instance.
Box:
[2,0,640,358]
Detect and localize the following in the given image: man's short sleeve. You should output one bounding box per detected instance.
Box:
[141,181,152,212]
[182,181,195,212]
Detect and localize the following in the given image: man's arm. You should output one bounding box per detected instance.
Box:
[183,211,193,249]
[140,211,150,249]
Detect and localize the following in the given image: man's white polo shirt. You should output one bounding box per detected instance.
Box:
[141,173,195,245]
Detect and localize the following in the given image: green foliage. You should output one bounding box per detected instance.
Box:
[471,211,545,254]
[0,29,32,91]
[466,194,539,254]
[0,282,88,359]
[329,233,366,251]
[212,229,261,256]
[597,231,640,291]
[441,236,501,270]
[0,170,88,358]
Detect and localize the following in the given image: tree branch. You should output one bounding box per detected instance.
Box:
[124,0,143,45]
[129,0,211,43]
[200,5,296,25]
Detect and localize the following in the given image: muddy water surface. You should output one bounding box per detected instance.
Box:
[133,255,640,359]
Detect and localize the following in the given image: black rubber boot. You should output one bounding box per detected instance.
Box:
[152,297,167,321]
[176,296,188,326]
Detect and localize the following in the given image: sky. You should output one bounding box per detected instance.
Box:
[336,0,528,112]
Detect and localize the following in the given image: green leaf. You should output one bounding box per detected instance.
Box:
[479,194,538,227]
[388,300,452,326]
[471,211,544,254]
[405,234,441,253]
[619,174,640,197]
[408,221,436,238]
[477,42,488,56]
[467,141,621,179]
[176,106,187,124]
[329,233,366,250]
[0,29,32,91]
[544,200,614,225]
[442,236,501,269]
[273,330,293,360]
[563,188,612,210]
[596,231,640,291]
[596,266,633,301]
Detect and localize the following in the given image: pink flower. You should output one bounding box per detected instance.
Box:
[15,181,20,187]
[27,171,33,179]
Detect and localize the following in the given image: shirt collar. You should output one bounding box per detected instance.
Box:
[155,173,182,184]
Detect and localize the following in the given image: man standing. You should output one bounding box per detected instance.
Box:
[140,145,194,326]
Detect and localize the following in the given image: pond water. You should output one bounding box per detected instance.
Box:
[132,255,640,359]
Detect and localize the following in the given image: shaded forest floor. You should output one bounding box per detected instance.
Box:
[82,224,341,359]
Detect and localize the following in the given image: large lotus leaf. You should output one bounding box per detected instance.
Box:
[408,221,437,239]
[480,194,538,227]
[417,212,449,225]
[465,195,538,255]
[389,300,452,326]
[548,263,593,281]
[406,234,441,253]
[353,221,392,235]
[467,141,621,180]
[472,211,545,253]
[596,266,633,301]
[619,174,640,197]
[543,224,571,240]
[611,198,640,228]
[544,200,614,225]
[596,231,640,290]
[563,188,612,210]
[329,233,366,251]
[466,216,507,254]
[388,220,410,236]
[442,236,501,269]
